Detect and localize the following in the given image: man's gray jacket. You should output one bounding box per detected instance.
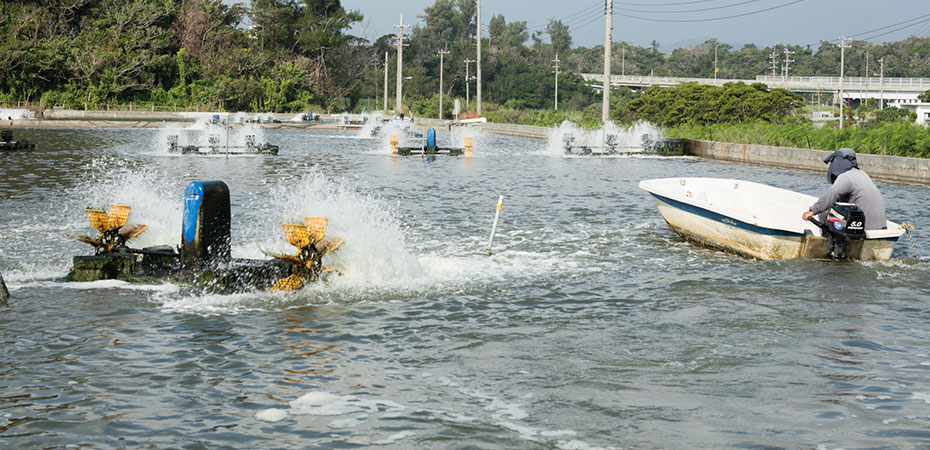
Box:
[809,168,887,230]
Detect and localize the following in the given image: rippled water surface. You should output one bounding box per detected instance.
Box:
[1,124,929,449]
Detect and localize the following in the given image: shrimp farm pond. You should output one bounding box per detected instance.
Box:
[1,120,930,449]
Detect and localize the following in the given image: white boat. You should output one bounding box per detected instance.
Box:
[639,177,905,260]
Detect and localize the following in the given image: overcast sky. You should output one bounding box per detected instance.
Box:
[337,0,930,51]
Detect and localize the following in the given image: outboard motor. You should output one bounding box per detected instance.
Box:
[425,127,437,153]
[819,202,866,260]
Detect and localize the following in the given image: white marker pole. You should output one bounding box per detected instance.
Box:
[487,195,503,255]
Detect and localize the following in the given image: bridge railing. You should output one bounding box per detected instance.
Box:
[755,76,930,90]
[581,73,930,92]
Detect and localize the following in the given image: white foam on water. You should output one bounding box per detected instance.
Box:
[0,262,71,284]
[17,279,180,293]
[157,291,277,314]
[289,391,406,418]
[255,408,288,423]
[544,121,661,157]
[911,392,930,404]
[372,430,416,445]
[555,440,609,450]
[270,387,594,447]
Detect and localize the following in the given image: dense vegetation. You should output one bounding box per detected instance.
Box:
[665,120,930,158]
[3,0,930,157]
[4,0,930,118]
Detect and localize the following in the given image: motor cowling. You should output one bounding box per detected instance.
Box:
[820,202,866,259]
[426,127,437,153]
[826,202,866,239]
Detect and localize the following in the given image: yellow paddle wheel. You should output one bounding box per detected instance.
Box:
[265,217,344,292]
[69,204,148,254]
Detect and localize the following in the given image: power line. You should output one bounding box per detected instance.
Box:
[849,12,930,39]
[615,0,730,6]
[614,0,805,23]
[915,19,930,37]
[556,8,605,30]
[528,1,603,30]
[568,10,608,30]
[615,0,764,15]
[856,15,930,41]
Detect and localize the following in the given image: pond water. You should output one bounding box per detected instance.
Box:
[1,122,929,449]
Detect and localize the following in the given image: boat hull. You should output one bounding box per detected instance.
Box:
[642,178,902,261]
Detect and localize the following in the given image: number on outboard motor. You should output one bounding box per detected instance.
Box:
[820,202,866,260]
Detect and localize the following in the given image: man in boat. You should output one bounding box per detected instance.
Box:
[801,147,887,230]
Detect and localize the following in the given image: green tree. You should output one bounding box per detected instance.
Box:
[546,19,571,57]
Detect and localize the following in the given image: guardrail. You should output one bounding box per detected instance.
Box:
[582,73,930,92]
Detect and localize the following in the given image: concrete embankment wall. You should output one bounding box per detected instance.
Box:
[5,110,349,129]
[685,139,930,186]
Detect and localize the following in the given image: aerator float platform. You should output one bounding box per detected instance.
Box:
[390,128,473,156]
[66,181,343,293]
[167,134,279,155]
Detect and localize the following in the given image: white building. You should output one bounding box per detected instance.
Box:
[889,100,930,125]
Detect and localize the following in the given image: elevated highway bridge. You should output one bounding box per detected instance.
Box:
[581,73,930,105]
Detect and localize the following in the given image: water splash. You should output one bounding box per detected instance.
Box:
[544,121,661,157]
[66,155,185,250]
[257,171,425,288]
[155,114,267,155]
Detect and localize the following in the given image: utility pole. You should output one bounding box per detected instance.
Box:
[553,53,561,110]
[602,0,612,123]
[878,57,885,110]
[464,59,476,109]
[476,0,483,115]
[438,47,450,119]
[383,51,388,111]
[714,43,720,81]
[839,36,851,129]
[770,46,779,77]
[393,14,410,113]
[866,46,870,83]
[783,47,794,87]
